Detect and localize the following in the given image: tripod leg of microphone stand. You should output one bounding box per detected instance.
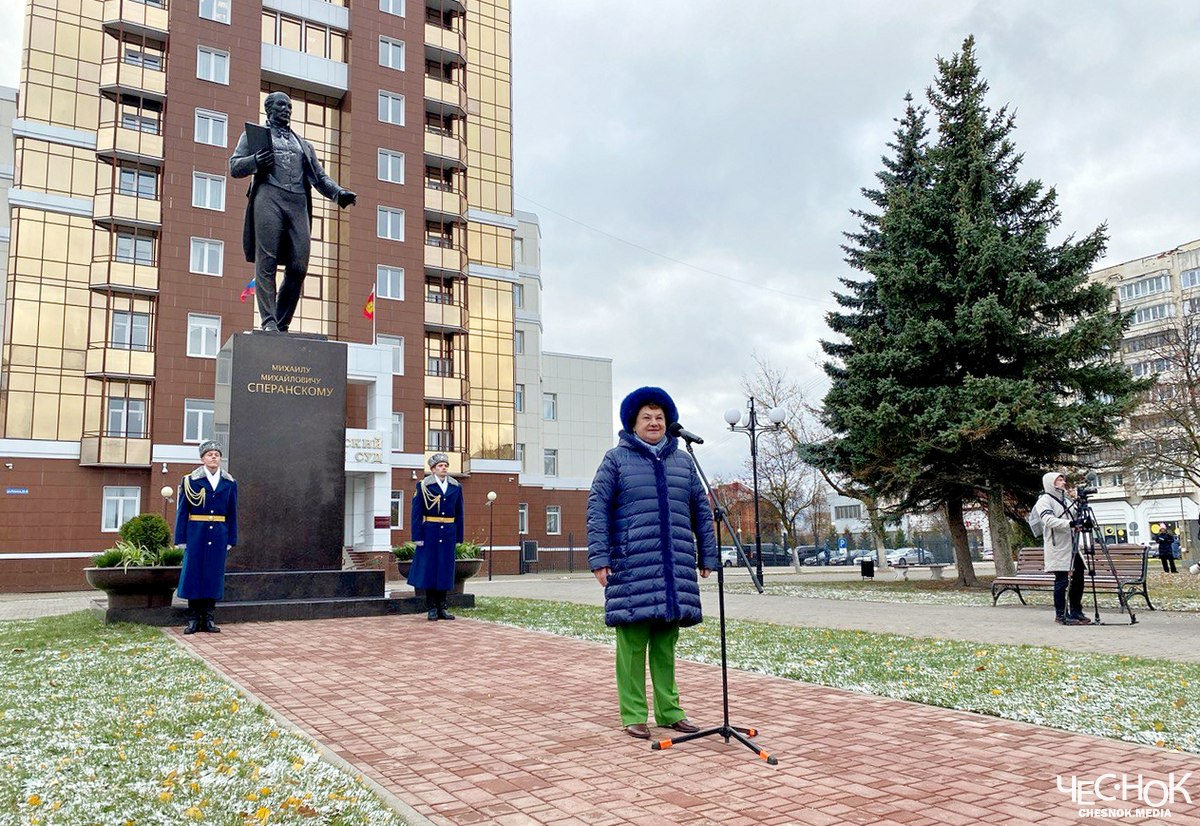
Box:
[652,725,725,751]
[728,728,778,764]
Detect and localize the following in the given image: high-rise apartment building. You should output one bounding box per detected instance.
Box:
[0,0,610,589]
[1085,239,1200,552]
[511,211,612,553]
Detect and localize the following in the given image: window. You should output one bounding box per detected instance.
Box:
[378,91,405,125]
[377,207,404,241]
[115,232,154,265]
[122,112,160,133]
[1118,273,1171,302]
[124,46,163,70]
[428,428,452,451]
[544,448,558,477]
[194,109,228,147]
[111,311,150,351]
[379,36,405,70]
[1130,358,1169,378]
[546,505,561,535]
[192,173,226,211]
[377,265,404,300]
[199,0,231,23]
[118,167,157,198]
[518,503,528,535]
[377,149,405,184]
[189,238,224,277]
[119,97,161,134]
[514,383,524,413]
[834,505,862,520]
[1133,302,1175,325]
[427,353,453,377]
[184,399,215,443]
[390,490,404,528]
[377,334,404,374]
[513,283,524,309]
[543,393,557,421]
[515,443,525,469]
[106,398,146,438]
[1183,268,1200,290]
[379,0,404,16]
[514,330,525,355]
[196,46,230,84]
[102,486,140,532]
[391,412,404,451]
[187,313,221,358]
[1109,474,1124,487]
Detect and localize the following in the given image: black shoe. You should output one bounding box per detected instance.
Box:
[184,618,201,635]
[202,615,221,633]
[1068,612,1092,625]
[1054,614,1065,625]
[427,609,439,621]
[262,320,280,332]
[437,606,456,620]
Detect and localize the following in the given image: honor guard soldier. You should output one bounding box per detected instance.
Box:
[175,440,239,634]
[409,453,464,620]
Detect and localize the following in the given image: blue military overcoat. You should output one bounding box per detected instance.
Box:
[408,474,464,591]
[174,467,239,600]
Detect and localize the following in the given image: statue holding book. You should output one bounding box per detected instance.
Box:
[230,92,357,332]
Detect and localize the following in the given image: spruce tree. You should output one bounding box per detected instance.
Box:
[813,37,1147,584]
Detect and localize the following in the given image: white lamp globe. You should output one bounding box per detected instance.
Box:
[767,407,786,425]
[487,490,497,502]
[724,408,743,426]
[159,485,174,500]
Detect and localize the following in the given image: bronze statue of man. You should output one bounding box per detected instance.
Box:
[230,92,356,332]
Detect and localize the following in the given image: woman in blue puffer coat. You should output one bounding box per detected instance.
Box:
[587,386,719,740]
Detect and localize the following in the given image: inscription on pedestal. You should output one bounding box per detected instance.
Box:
[215,334,347,571]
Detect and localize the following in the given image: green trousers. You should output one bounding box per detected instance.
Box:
[614,620,686,727]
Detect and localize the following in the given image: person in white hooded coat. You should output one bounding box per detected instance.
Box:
[1035,471,1092,625]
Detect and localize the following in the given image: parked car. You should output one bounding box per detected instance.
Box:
[886,547,935,567]
[720,546,740,567]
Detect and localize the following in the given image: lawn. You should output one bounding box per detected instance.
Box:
[464,597,1200,754]
[0,613,406,826]
[722,569,1200,611]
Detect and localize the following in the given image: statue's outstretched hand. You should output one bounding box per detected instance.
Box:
[336,190,357,208]
[253,148,275,170]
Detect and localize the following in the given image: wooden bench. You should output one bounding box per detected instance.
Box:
[892,563,947,581]
[991,545,1154,609]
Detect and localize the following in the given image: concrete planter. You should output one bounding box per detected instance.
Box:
[395,557,483,595]
[84,566,182,609]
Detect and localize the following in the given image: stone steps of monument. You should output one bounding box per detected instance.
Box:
[92,592,475,627]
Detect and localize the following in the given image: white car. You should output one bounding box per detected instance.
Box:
[886,547,933,567]
[720,547,740,567]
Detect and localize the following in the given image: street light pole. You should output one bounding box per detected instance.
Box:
[486,490,497,581]
[724,398,786,586]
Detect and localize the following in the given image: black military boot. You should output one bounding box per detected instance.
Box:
[436,598,456,621]
[202,607,221,633]
[184,602,201,635]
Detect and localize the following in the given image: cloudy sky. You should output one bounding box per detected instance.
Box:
[2,1,1198,477]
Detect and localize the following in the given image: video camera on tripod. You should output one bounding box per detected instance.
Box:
[1070,486,1098,533]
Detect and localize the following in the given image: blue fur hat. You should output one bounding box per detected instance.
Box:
[619,386,678,432]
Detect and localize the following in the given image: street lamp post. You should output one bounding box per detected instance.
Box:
[486,491,497,580]
[724,398,786,585]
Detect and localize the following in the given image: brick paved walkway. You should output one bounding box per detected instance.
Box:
[178,616,1200,825]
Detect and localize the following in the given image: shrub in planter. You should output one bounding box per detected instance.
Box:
[118,513,172,555]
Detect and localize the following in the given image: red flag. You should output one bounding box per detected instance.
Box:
[239,278,256,303]
[362,288,375,320]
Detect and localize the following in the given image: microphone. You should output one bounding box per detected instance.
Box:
[668,422,704,444]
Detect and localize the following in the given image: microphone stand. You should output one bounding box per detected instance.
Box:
[652,434,777,764]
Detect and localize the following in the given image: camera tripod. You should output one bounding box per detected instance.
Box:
[651,437,777,764]
[1070,494,1137,625]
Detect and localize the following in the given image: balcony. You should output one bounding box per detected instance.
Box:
[101,0,168,39]
[424,242,466,277]
[424,75,466,117]
[85,345,156,379]
[90,259,159,294]
[424,126,466,169]
[92,191,161,230]
[424,21,466,64]
[95,123,163,166]
[424,374,467,404]
[80,433,153,467]
[424,300,465,332]
[99,60,166,103]
[424,184,466,223]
